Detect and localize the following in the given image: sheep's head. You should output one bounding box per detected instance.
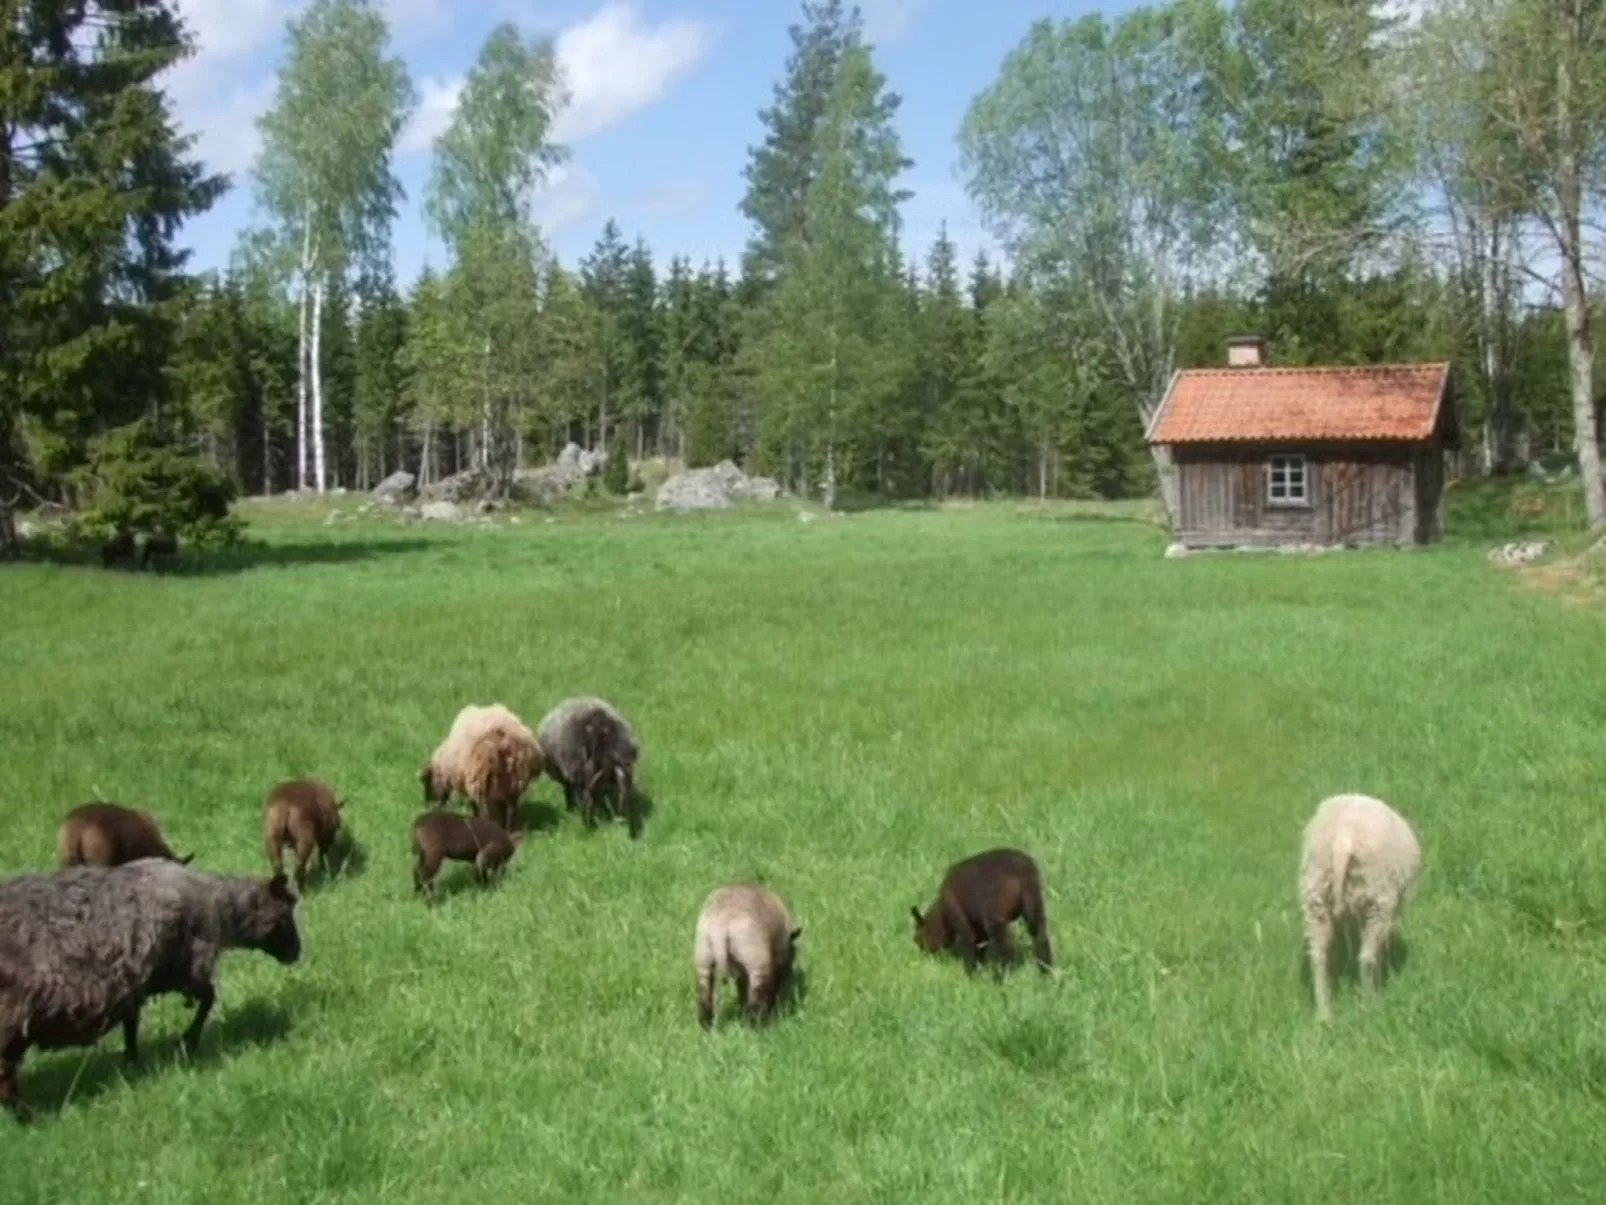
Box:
[911,906,945,954]
[242,873,302,965]
[418,760,451,805]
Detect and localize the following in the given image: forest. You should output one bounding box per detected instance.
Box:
[1,0,1603,545]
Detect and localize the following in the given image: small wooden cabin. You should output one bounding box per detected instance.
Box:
[1146,338,1458,549]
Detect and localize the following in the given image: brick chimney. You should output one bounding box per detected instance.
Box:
[1226,336,1267,368]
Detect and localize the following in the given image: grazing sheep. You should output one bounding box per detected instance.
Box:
[57,803,191,869]
[0,860,301,1122]
[911,848,1053,975]
[262,778,345,890]
[1300,793,1421,1021]
[693,885,801,1029]
[410,811,523,900]
[419,704,543,831]
[536,696,641,836]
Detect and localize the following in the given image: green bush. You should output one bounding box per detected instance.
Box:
[603,438,630,495]
[70,421,242,551]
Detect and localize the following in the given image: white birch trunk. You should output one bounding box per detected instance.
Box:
[1555,25,1605,528]
[296,220,313,493]
[311,276,327,495]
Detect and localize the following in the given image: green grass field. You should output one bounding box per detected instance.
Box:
[4,491,1606,1203]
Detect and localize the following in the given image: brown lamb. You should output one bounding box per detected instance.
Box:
[911,848,1053,975]
[57,803,191,869]
[262,778,346,890]
[410,811,523,900]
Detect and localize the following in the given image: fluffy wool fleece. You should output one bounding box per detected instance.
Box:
[0,860,300,1053]
[424,705,542,821]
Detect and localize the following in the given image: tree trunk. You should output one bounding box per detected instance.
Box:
[420,421,434,487]
[310,276,327,495]
[1555,30,1605,528]
[296,230,312,492]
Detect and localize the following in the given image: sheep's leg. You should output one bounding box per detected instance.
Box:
[697,967,717,1030]
[561,781,579,811]
[294,832,317,892]
[745,974,773,1025]
[264,833,284,879]
[121,1004,143,1064]
[1359,906,1394,996]
[984,919,1017,978]
[0,1034,29,1123]
[1022,889,1054,972]
[622,769,641,839]
[951,911,981,974]
[181,982,216,1055]
[734,967,750,1014]
[1305,913,1334,1022]
[415,850,441,901]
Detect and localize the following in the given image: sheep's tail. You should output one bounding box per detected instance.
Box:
[1329,826,1356,905]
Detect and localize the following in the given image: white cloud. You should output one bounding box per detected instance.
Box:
[166,0,297,178]
[400,74,464,155]
[860,0,928,44]
[532,164,600,235]
[637,176,708,220]
[550,3,714,143]
[378,0,451,40]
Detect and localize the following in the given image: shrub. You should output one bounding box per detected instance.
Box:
[69,421,242,550]
[603,439,630,495]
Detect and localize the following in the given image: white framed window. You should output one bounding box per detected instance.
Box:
[1267,454,1309,506]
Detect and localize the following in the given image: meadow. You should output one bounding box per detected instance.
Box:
[3,486,1606,1203]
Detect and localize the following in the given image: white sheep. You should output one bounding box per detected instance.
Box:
[693,885,801,1029]
[1299,793,1421,1021]
[419,704,543,831]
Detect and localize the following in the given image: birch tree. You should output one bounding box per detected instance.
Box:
[1420,0,1606,523]
[960,6,1225,520]
[254,0,413,493]
[424,22,567,490]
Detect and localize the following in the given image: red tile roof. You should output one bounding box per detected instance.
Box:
[1146,362,1451,444]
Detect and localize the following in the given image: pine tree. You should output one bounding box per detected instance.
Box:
[0,0,225,552]
[579,220,633,449]
[621,239,664,456]
[354,277,409,485]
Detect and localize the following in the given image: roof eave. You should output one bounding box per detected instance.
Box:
[1144,369,1184,445]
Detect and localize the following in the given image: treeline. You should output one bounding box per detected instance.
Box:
[4,0,1605,548]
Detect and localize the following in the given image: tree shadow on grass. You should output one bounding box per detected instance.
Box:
[22,995,296,1121]
[14,535,434,578]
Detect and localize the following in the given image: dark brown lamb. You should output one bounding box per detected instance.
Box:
[0,860,301,1122]
[410,811,523,900]
[911,848,1053,975]
[262,778,346,889]
[57,802,191,869]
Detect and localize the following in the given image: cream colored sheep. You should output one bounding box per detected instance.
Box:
[693,885,801,1029]
[419,704,543,831]
[1299,793,1421,1021]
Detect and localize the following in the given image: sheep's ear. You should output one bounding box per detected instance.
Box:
[267,872,295,902]
[178,853,195,866]
[790,927,803,945]
[334,796,346,810]
[910,907,923,927]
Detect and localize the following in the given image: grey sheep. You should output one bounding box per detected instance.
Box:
[1299,793,1421,1021]
[0,860,301,1122]
[536,696,641,836]
[693,885,801,1029]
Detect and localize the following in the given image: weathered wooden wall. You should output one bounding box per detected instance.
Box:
[1171,442,1443,548]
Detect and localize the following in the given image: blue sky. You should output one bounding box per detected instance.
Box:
[168,0,1093,286]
